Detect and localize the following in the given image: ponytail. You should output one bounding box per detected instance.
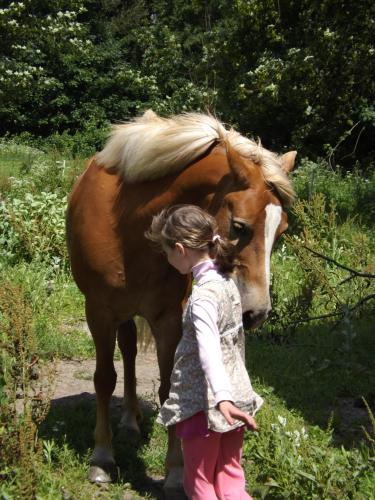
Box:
[209,235,237,274]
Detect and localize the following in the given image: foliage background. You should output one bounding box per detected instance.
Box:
[1,0,375,167]
[1,1,374,498]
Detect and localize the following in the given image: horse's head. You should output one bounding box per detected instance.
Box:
[211,144,296,329]
[98,110,295,328]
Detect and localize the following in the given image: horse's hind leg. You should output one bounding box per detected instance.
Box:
[117,319,142,433]
[86,301,118,483]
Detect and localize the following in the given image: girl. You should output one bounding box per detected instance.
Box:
[146,205,263,500]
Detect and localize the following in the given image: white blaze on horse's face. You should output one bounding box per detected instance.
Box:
[264,204,282,288]
[233,203,282,328]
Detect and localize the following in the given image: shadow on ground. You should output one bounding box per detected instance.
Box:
[39,394,165,499]
[246,314,375,448]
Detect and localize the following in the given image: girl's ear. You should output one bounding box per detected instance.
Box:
[175,242,185,255]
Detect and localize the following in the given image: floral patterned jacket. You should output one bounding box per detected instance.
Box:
[157,275,263,433]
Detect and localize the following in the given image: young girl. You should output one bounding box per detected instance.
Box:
[146,205,263,500]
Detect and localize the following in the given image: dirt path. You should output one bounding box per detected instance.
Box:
[52,348,160,406]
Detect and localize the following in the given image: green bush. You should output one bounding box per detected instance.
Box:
[1,1,374,167]
[0,190,67,266]
[293,160,375,224]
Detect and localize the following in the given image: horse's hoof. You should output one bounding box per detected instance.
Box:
[88,463,119,483]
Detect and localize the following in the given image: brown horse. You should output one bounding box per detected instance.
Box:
[66,111,296,491]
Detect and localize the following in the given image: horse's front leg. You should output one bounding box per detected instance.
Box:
[151,312,185,496]
[117,319,142,433]
[86,300,118,483]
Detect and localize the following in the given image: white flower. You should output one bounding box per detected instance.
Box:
[277,415,287,427]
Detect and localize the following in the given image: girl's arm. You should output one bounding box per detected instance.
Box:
[191,298,233,405]
[192,298,258,431]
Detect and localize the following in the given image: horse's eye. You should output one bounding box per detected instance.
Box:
[230,219,252,241]
[232,221,247,232]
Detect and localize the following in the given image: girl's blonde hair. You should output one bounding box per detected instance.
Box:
[145,205,236,273]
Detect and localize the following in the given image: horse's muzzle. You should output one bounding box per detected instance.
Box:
[242,310,269,329]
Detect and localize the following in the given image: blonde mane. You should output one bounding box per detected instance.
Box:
[97,110,295,205]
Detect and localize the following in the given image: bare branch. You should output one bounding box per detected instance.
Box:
[287,293,375,327]
[289,311,342,326]
[302,245,375,279]
[327,120,361,170]
[340,126,366,161]
[349,293,375,311]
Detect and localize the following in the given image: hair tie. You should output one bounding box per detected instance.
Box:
[212,234,221,244]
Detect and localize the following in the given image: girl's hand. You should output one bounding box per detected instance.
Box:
[218,400,258,431]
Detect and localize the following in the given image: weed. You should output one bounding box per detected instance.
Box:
[0,278,53,498]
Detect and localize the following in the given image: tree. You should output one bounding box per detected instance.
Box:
[0,0,97,134]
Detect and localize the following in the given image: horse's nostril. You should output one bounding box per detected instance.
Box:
[242,310,268,329]
[242,311,254,329]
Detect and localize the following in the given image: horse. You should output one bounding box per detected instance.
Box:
[66,110,296,493]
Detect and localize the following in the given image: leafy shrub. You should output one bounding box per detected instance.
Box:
[293,159,375,224]
[0,189,67,266]
[265,187,374,339]
[245,408,374,498]
[39,120,110,158]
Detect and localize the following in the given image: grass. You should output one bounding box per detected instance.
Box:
[249,319,375,441]
[0,262,94,360]
[0,139,43,180]
[0,140,374,498]
[35,399,164,499]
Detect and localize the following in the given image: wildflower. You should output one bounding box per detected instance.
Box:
[277,415,287,427]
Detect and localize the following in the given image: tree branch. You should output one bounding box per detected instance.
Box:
[287,294,375,327]
[289,311,342,326]
[349,293,375,311]
[302,245,375,279]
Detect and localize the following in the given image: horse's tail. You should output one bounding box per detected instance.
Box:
[135,316,153,352]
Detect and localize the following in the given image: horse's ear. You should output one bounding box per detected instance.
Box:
[140,109,160,122]
[281,151,297,173]
[226,142,250,188]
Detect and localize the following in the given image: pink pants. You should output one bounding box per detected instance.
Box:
[182,426,252,500]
